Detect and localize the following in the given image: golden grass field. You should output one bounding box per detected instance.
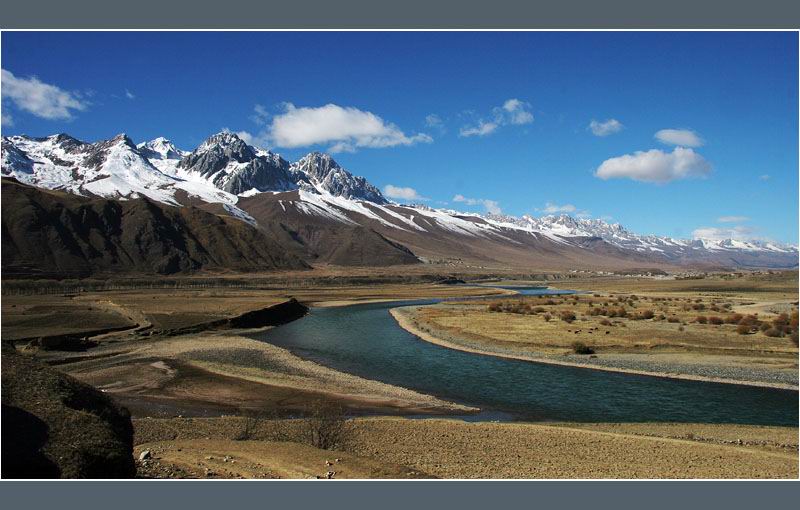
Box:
[391,272,799,388]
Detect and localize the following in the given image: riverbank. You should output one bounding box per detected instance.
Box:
[132,416,798,478]
[62,327,477,418]
[390,306,799,390]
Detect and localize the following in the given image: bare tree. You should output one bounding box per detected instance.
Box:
[300,400,349,450]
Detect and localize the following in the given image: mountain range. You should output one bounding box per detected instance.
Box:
[2,131,797,276]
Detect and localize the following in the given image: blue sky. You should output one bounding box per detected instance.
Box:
[2,31,797,243]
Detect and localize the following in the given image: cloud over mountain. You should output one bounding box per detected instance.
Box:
[383,184,427,201]
[240,103,432,153]
[595,147,711,184]
[1,69,88,120]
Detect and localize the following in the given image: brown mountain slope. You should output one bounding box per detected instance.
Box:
[1,179,309,277]
[237,191,420,267]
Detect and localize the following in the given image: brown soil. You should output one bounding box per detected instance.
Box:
[132,416,799,479]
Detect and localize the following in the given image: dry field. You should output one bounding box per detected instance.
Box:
[1,283,511,341]
[132,416,799,479]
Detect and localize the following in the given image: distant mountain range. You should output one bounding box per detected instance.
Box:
[2,131,796,275]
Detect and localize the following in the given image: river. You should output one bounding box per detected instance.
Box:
[252,287,797,425]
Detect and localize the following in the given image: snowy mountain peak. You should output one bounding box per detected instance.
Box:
[177,132,294,195]
[138,137,185,160]
[195,132,252,156]
[291,152,387,204]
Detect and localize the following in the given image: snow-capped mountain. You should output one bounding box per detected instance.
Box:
[137,137,186,161]
[2,131,796,270]
[176,132,297,195]
[486,213,796,256]
[290,152,387,204]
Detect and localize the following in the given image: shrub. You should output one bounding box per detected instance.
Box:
[599,319,612,326]
[234,410,267,441]
[691,303,706,311]
[571,341,595,355]
[773,313,790,329]
[707,316,724,325]
[763,328,783,338]
[300,401,348,450]
[725,313,743,324]
[487,303,501,312]
[543,313,552,322]
[667,316,680,323]
[560,311,576,323]
[639,310,655,320]
[695,316,708,324]
[736,324,752,335]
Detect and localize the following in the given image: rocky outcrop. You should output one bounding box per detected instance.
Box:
[1,346,136,478]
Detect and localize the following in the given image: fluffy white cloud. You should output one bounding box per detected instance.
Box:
[459,98,533,137]
[125,89,135,100]
[264,103,432,152]
[692,225,754,241]
[453,194,502,215]
[654,129,704,147]
[459,120,498,137]
[383,185,428,202]
[1,111,12,126]
[589,118,623,136]
[718,215,749,223]
[759,174,770,181]
[595,147,711,184]
[1,69,88,120]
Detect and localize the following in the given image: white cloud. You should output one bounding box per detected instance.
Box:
[501,99,534,125]
[692,225,754,241]
[250,104,269,125]
[453,194,502,214]
[1,69,88,120]
[537,201,592,218]
[459,120,498,137]
[125,89,135,100]
[541,202,577,214]
[383,184,428,202]
[425,114,443,128]
[654,128,704,147]
[232,130,255,145]
[595,147,711,184]
[256,103,432,152]
[759,174,770,181]
[459,98,533,137]
[589,118,623,136]
[1,111,12,127]
[718,215,749,223]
